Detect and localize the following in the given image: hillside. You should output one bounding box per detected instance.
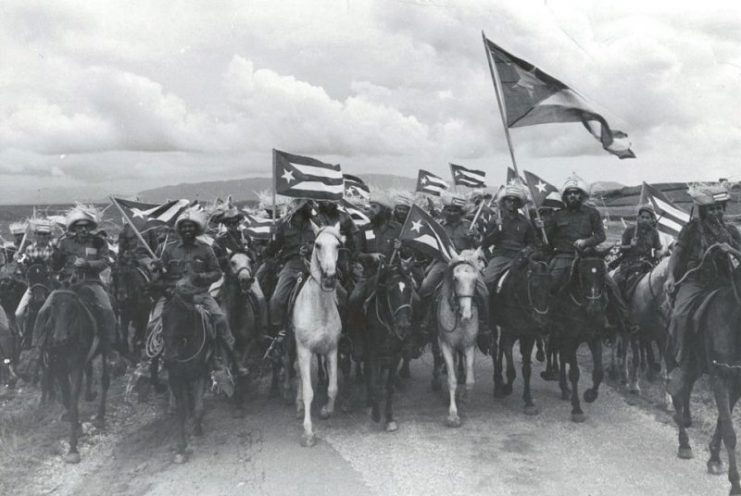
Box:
[138,174,419,203]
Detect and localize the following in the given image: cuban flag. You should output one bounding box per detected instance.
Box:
[416,169,449,196]
[399,204,457,262]
[639,182,691,239]
[343,174,370,201]
[450,163,486,188]
[243,214,275,240]
[338,199,370,228]
[274,149,344,201]
[112,198,190,229]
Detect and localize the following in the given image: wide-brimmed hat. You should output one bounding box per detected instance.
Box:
[65,205,100,230]
[30,218,53,234]
[561,174,590,200]
[541,191,564,210]
[9,221,27,235]
[687,183,730,206]
[175,206,208,234]
[499,183,529,204]
[636,203,656,218]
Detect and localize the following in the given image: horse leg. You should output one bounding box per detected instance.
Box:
[320,351,338,420]
[503,336,516,397]
[584,338,604,404]
[368,359,381,422]
[462,345,475,405]
[297,347,316,447]
[317,355,327,394]
[710,374,741,494]
[385,357,400,432]
[541,335,558,381]
[399,357,410,379]
[568,344,585,423]
[672,380,694,459]
[270,361,280,396]
[84,362,97,402]
[431,336,442,392]
[558,341,570,401]
[520,336,538,415]
[535,336,545,362]
[627,335,641,394]
[339,349,352,413]
[355,359,365,384]
[493,331,506,398]
[440,342,460,428]
[94,353,110,428]
[193,376,205,437]
[171,379,188,463]
[456,351,465,385]
[709,381,741,475]
[282,340,294,405]
[65,366,83,464]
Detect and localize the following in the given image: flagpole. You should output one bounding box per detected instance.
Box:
[108,196,158,260]
[468,198,486,234]
[482,31,520,178]
[271,149,277,238]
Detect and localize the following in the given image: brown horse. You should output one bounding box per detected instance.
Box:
[161,291,214,463]
[111,259,153,354]
[491,255,552,414]
[550,252,608,423]
[670,264,741,495]
[33,286,110,464]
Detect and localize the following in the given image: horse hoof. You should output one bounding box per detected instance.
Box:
[584,389,598,403]
[524,405,539,416]
[173,453,187,464]
[683,418,693,429]
[628,386,640,395]
[536,350,545,362]
[64,452,81,464]
[571,412,586,423]
[707,460,724,475]
[502,384,513,397]
[300,433,316,448]
[319,407,332,420]
[678,447,693,460]
[385,421,398,432]
[431,378,442,392]
[446,416,462,428]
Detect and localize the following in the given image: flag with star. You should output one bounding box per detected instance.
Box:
[523,170,559,208]
[639,182,690,239]
[338,199,371,228]
[483,35,635,159]
[343,174,370,201]
[506,167,526,186]
[450,163,486,188]
[399,204,457,262]
[273,149,344,201]
[112,197,190,230]
[416,169,449,196]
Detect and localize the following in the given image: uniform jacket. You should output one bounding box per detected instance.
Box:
[159,238,222,292]
[545,204,605,254]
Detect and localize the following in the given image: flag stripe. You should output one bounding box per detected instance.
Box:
[290,163,343,180]
[651,196,691,224]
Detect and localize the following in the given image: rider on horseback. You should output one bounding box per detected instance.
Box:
[349,194,404,359]
[613,204,663,299]
[665,184,741,395]
[212,203,268,336]
[263,199,316,361]
[49,206,117,346]
[15,218,55,336]
[538,174,636,334]
[156,207,248,376]
[417,194,490,351]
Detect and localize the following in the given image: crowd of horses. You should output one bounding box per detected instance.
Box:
[1,225,741,494]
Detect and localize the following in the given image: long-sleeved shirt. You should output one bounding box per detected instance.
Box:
[264,213,316,263]
[481,213,537,258]
[545,204,605,254]
[52,234,110,280]
[159,239,222,292]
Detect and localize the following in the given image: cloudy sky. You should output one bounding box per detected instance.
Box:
[1,0,739,203]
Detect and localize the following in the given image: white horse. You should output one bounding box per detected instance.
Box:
[293,222,344,447]
[436,248,485,428]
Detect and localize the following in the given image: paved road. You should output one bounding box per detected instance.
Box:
[33,349,731,496]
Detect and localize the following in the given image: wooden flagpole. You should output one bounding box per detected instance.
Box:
[108,196,158,260]
[482,31,548,244]
[271,149,278,239]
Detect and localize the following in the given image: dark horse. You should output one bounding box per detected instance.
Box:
[549,250,608,423]
[363,261,415,432]
[219,252,261,413]
[22,263,56,350]
[111,258,153,354]
[491,255,551,414]
[670,263,741,495]
[161,291,213,464]
[33,285,110,464]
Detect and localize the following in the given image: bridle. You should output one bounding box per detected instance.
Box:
[310,227,343,293]
[374,268,413,341]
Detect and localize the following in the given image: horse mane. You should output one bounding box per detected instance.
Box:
[35,290,95,347]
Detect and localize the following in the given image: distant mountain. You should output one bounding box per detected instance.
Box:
[138,174,419,203]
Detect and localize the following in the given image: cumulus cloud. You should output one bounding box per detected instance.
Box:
[0,0,739,203]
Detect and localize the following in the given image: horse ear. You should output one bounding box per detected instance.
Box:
[310,220,321,235]
[333,221,340,232]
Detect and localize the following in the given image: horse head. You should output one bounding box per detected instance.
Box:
[573,252,608,317]
[310,221,345,291]
[38,290,93,347]
[228,252,254,293]
[27,263,52,304]
[377,263,414,339]
[525,255,551,326]
[448,249,483,322]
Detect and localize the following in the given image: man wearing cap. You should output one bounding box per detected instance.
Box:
[664,184,741,395]
[482,183,538,288]
[15,219,56,336]
[157,207,247,375]
[212,203,268,336]
[348,196,404,358]
[50,207,117,345]
[613,204,663,297]
[541,174,635,332]
[7,221,28,261]
[263,199,317,360]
